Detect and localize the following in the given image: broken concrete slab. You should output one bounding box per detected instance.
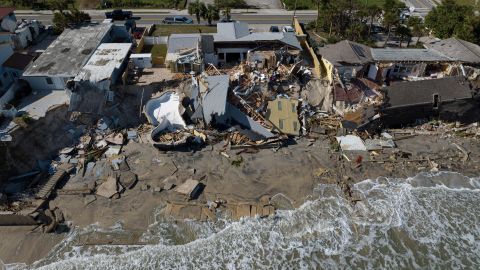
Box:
[105,145,122,157]
[336,135,367,151]
[96,176,118,198]
[174,179,203,199]
[118,171,137,189]
[105,133,125,145]
[84,195,97,205]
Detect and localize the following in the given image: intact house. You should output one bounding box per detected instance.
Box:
[68,43,132,114]
[379,76,480,127]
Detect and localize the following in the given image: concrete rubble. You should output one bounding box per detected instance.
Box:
[1,16,480,238]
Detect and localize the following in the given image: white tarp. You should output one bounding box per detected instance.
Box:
[336,135,367,151]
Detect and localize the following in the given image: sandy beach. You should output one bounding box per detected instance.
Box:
[1,130,479,265]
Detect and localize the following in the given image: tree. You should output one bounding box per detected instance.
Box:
[425,0,480,44]
[382,0,405,47]
[203,4,220,25]
[188,0,207,24]
[222,6,231,22]
[395,25,411,47]
[366,4,382,35]
[48,0,75,12]
[52,8,91,34]
[407,16,424,45]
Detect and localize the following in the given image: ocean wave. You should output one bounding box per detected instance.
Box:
[10,172,480,270]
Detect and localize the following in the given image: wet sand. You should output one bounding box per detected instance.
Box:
[1,134,479,265]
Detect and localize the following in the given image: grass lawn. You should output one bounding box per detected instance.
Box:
[152,25,217,36]
[151,44,168,58]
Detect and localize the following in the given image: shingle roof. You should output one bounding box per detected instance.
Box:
[383,76,472,108]
[316,40,373,66]
[371,48,452,62]
[425,38,480,64]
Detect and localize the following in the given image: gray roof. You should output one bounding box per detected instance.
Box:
[372,48,452,62]
[214,22,302,50]
[167,34,201,54]
[316,40,373,66]
[383,76,472,108]
[201,35,215,54]
[425,38,480,64]
[216,22,250,40]
[201,75,230,124]
[23,23,113,77]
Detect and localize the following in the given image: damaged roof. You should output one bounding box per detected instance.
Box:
[383,76,473,108]
[200,75,230,124]
[23,23,113,77]
[425,38,480,64]
[75,43,132,83]
[214,22,302,50]
[316,40,373,66]
[371,48,452,62]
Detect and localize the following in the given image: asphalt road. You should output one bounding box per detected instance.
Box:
[16,13,318,26]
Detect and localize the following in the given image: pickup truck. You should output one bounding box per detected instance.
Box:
[105,10,133,20]
[162,16,193,24]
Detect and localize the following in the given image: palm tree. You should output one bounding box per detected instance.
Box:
[222,6,231,22]
[407,16,425,46]
[188,0,207,24]
[395,25,411,47]
[203,4,220,25]
[366,4,382,35]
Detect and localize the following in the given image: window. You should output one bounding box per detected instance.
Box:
[433,94,440,109]
[219,53,225,60]
[291,103,296,113]
[279,119,284,130]
[293,121,298,131]
[277,101,282,111]
[46,77,53,85]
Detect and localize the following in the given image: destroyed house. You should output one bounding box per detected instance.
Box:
[425,38,480,65]
[22,23,118,91]
[370,48,453,82]
[213,22,302,66]
[166,34,204,73]
[266,98,300,136]
[190,75,274,139]
[316,40,373,81]
[68,43,132,114]
[380,76,479,126]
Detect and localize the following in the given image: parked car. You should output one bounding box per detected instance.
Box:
[269,26,280,32]
[162,16,193,24]
[282,26,295,33]
[105,9,133,20]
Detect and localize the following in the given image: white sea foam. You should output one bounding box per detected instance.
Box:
[8,172,480,270]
